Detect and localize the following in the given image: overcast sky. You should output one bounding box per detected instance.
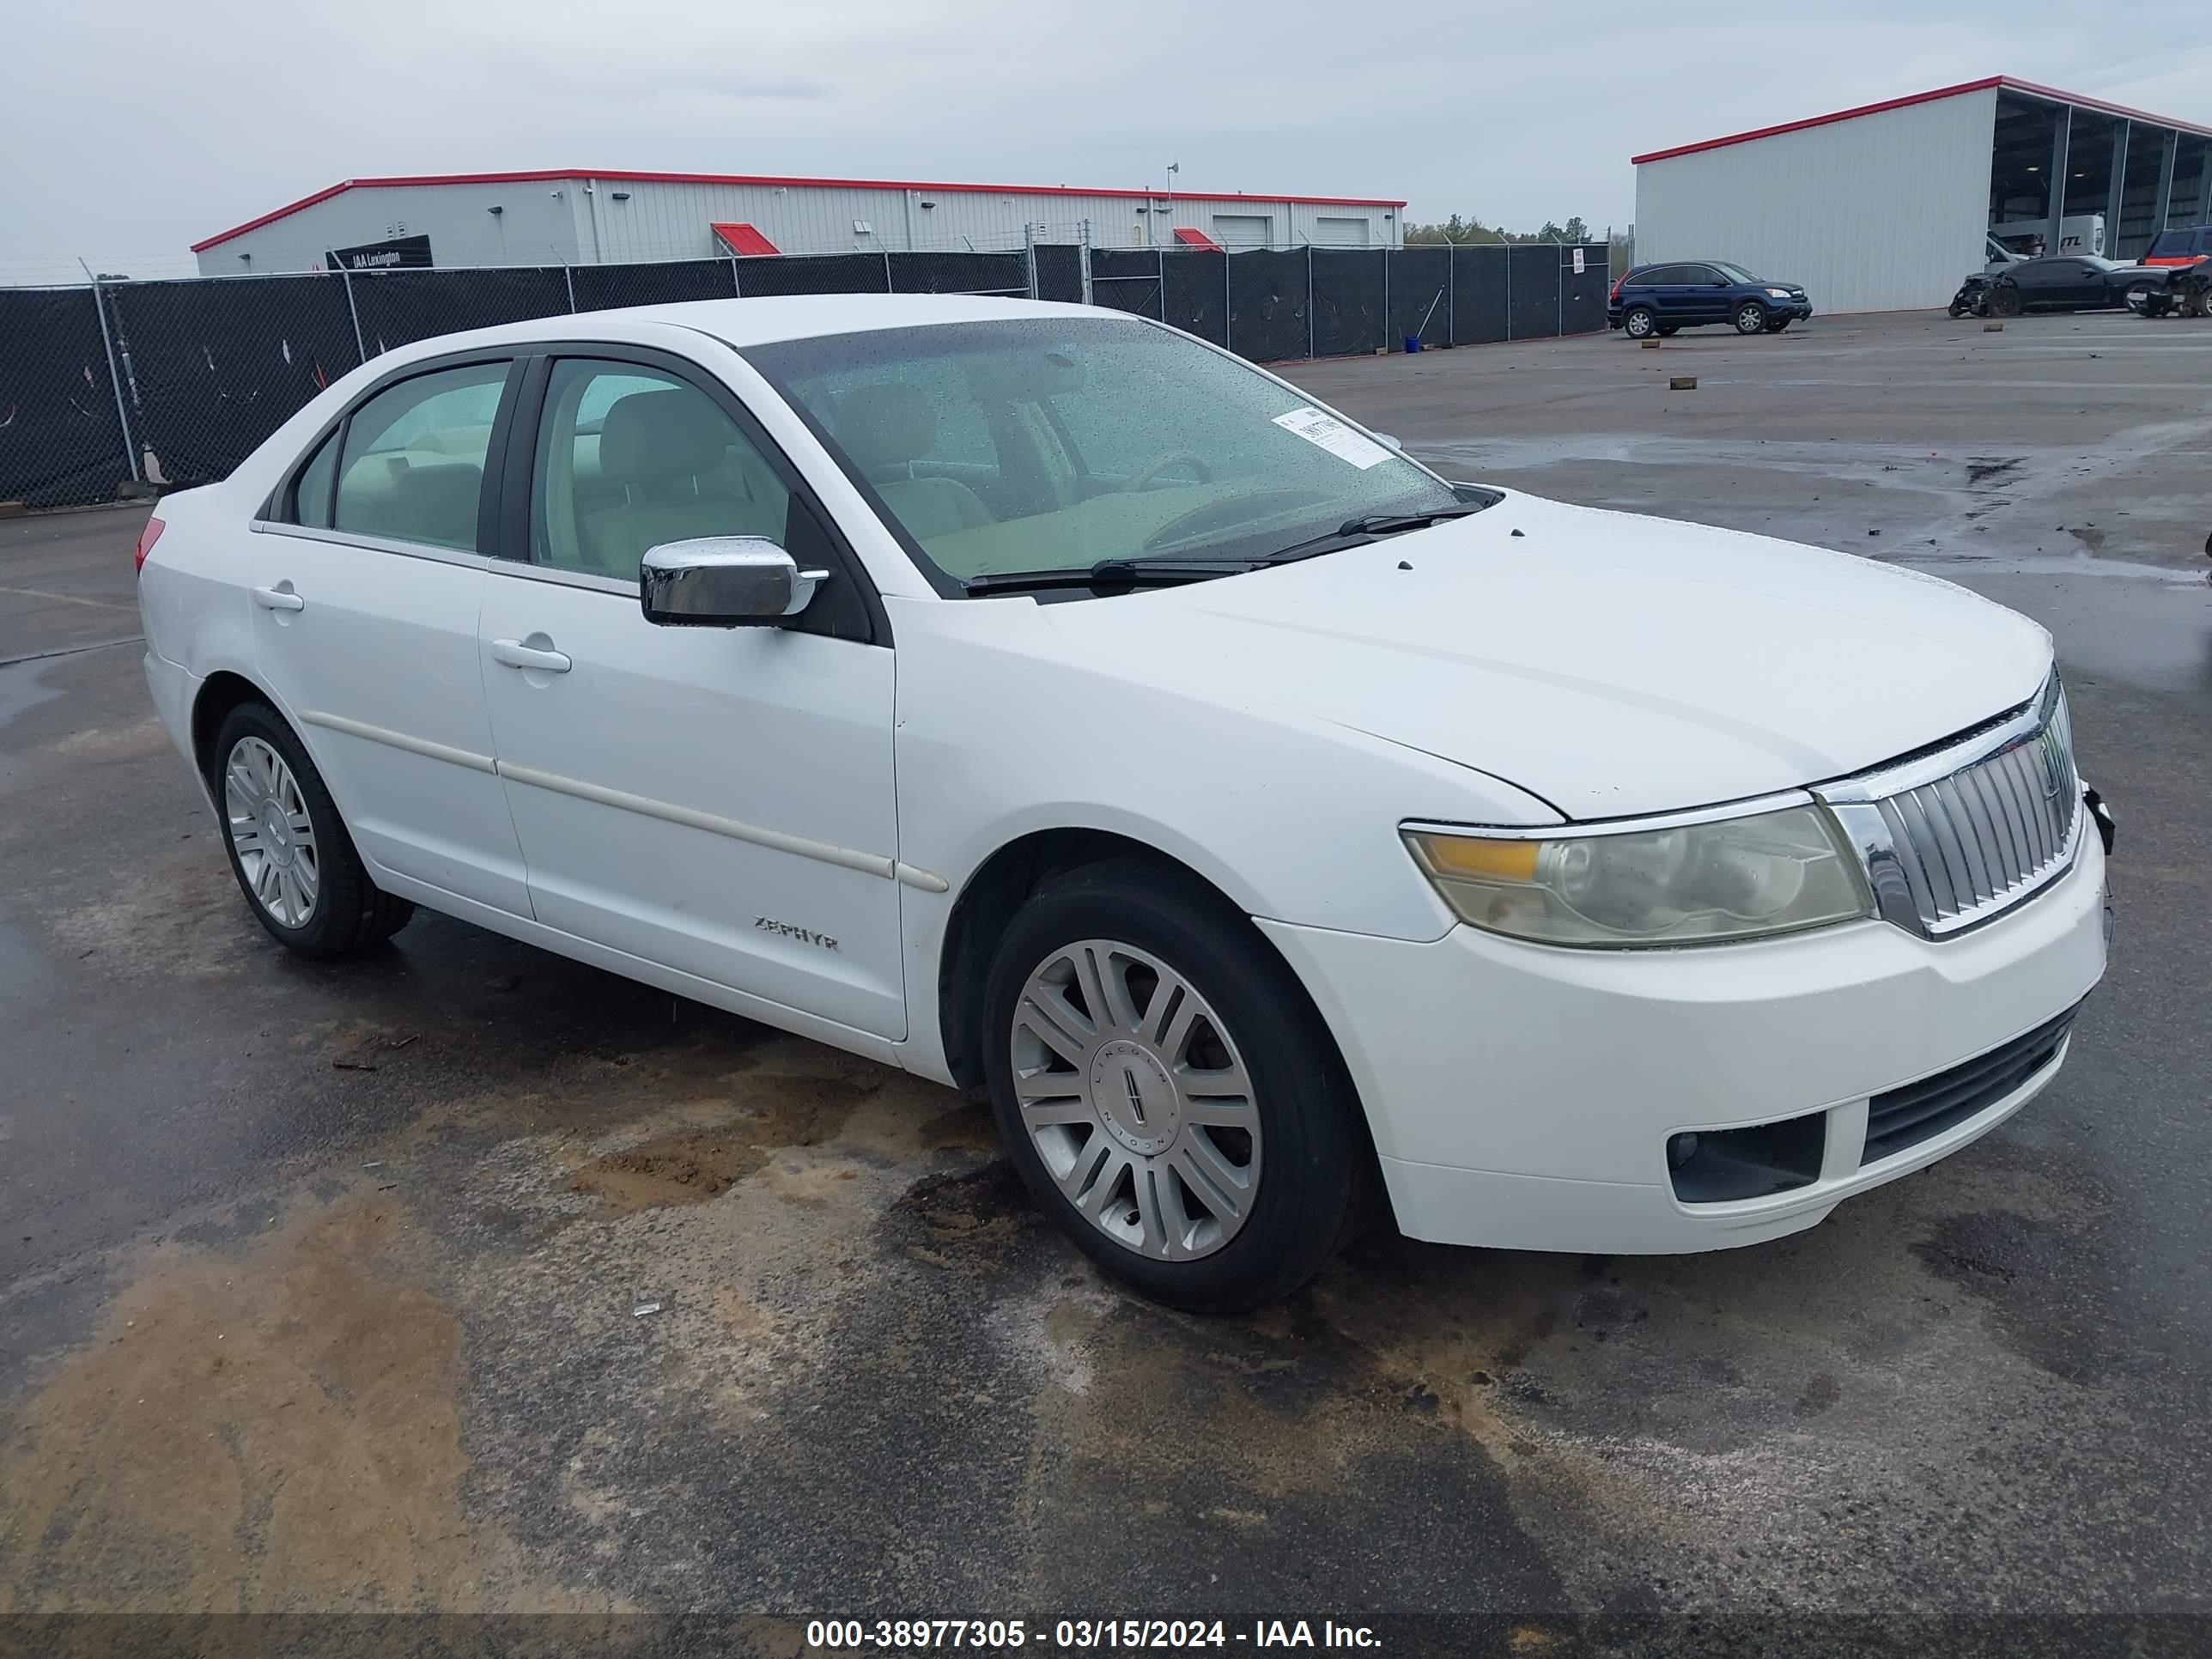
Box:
[3,2,2209,279]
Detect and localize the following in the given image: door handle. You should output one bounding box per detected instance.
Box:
[251,584,305,611]
[491,637,572,674]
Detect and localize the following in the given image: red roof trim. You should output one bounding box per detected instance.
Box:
[1632,74,2212,166]
[1172,227,1224,251]
[711,222,781,257]
[193,170,1407,252]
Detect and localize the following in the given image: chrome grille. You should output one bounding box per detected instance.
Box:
[1820,678,2081,939]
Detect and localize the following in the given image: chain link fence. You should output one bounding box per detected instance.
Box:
[2,236,1608,510]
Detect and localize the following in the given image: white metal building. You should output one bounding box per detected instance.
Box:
[191,170,1406,275]
[1632,76,2212,315]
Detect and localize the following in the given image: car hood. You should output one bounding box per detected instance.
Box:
[1030,491,2051,821]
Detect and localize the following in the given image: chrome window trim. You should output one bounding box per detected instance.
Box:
[486,560,638,598]
[250,521,494,572]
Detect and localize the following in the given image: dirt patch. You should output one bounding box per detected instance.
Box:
[47,848,255,981]
[564,1073,880,1213]
[49,715,168,763]
[0,1189,601,1613]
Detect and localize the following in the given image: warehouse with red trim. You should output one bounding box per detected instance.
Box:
[191,170,1406,275]
[1632,76,2212,314]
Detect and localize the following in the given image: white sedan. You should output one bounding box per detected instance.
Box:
[134,295,2110,1310]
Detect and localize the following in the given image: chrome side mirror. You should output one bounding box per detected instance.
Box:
[639,537,829,628]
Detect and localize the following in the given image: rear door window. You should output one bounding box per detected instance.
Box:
[288,428,340,527]
[331,362,512,553]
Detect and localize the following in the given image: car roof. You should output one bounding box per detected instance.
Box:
[366,293,1101,372]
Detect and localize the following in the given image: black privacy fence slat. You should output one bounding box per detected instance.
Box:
[571,258,738,313]
[0,288,132,508]
[1226,249,1310,365]
[1033,244,1084,304]
[1450,246,1510,345]
[1389,247,1453,349]
[1162,251,1228,346]
[0,243,1612,508]
[734,252,888,296]
[104,274,362,490]
[1086,248,1164,320]
[1507,244,1562,341]
[1311,249,1386,357]
[351,266,572,355]
[888,252,1029,295]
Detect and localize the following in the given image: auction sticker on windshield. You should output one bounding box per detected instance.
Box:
[1272,406,1391,469]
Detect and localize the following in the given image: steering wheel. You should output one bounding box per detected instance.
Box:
[1127,452,1215,493]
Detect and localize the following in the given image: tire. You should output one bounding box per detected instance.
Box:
[1990,283,2023,319]
[979,857,1374,1313]
[209,702,414,957]
[1733,301,1768,335]
[1622,307,1657,340]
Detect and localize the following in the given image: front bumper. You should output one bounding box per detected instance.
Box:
[1258,830,2106,1255]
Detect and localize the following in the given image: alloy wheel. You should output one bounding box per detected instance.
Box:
[1009,938,1261,1261]
[224,736,319,927]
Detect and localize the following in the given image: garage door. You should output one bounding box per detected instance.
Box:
[1211,214,1274,247]
[1313,216,1370,246]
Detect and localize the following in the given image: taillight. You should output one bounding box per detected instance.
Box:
[1609,272,1627,301]
[133,516,166,575]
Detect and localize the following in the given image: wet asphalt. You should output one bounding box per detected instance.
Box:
[1,309,2208,1650]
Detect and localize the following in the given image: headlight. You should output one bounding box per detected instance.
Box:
[1404,803,1873,948]
[1765,287,1792,299]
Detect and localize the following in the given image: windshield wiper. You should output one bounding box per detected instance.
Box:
[1255,502,1489,566]
[963,557,1255,595]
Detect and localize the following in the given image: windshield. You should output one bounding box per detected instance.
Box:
[1711,262,1759,283]
[741,316,1463,595]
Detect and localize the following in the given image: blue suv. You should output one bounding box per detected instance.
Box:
[1608,262,1813,338]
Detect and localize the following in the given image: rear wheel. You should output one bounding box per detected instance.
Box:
[981,858,1372,1312]
[1733,301,1769,335]
[1622,307,1657,339]
[210,702,414,957]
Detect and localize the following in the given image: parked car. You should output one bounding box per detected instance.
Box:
[1984,255,2168,316]
[1608,262,1813,338]
[2142,225,2211,269]
[1948,272,1993,318]
[2130,264,2211,319]
[136,296,2109,1311]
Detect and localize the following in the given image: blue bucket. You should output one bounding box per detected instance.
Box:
[1403,335,1422,353]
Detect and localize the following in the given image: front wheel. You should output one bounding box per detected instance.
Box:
[1990,283,2023,319]
[981,858,1372,1312]
[1622,307,1657,339]
[1733,301,1769,335]
[210,702,415,957]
